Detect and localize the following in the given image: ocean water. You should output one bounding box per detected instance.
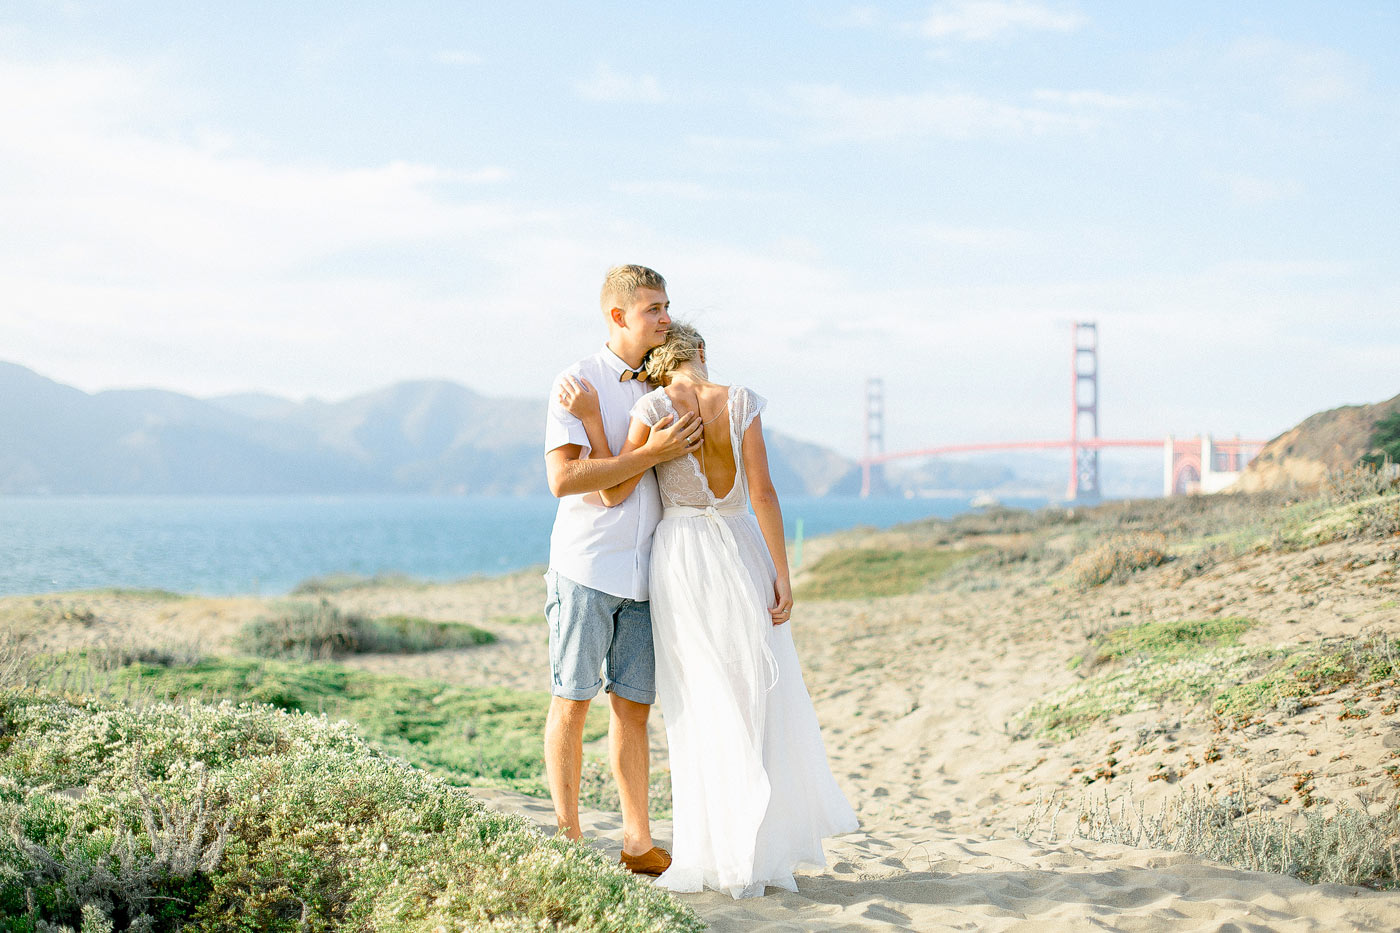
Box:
[0,494,1048,597]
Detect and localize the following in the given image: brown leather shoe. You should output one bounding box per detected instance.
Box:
[619,846,672,876]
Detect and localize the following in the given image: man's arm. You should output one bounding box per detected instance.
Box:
[545,411,699,498]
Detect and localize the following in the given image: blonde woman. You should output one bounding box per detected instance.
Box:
[557,323,857,899]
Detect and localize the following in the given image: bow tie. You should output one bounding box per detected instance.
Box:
[619,368,645,382]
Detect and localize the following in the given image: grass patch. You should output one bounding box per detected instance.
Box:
[15,648,674,818]
[97,656,604,794]
[491,614,542,625]
[289,572,420,595]
[1074,617,1254,669]
[76,587,188,600]
[240,600,495,659]
[1214,631,1398,719]
[0,689,702,933]
[796,547,974,600]
[1024,645,1275,738]
[1019,780,1400,889]
[1028,629,1399,736]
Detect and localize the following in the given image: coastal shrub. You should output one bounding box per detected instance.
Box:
[1073,617,1254,670]
[83,657,607,793]
[1019,782,1400,889]
[795,547,973,600]
[1360,411,1400,471]
[0,690,702,933]
[7,647,678,817]
[1325,461,1400,504]
[1028,630,1398,735]
[289,572,419,596]
[1214,630,1397,719]
[240,600,494,659]
[1066,533,1169,589]
[356,614,496,653]
[1023,645,1275,737]
[1353,497,1400,540]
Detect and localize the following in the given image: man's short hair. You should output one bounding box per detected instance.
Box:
[600,264,667,312]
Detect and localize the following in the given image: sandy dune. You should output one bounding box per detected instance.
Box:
[476,785,1399,932]
[5,518,1399,930]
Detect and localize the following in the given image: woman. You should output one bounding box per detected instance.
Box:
[557,323,857,898]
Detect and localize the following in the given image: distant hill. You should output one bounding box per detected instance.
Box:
[0,361,875,497]
[1231,390,1400,493]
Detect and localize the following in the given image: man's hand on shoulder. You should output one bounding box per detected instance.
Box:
[642,411,702,463]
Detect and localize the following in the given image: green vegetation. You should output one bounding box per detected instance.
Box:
[239,600,495,659]
[1025,645,1270,737]
[1215,631,1397,719]
[795,547,973,600]
[289,572,420,595]
[1019,781,1399,888]
[17,646,673,820]
[1028,627,1397,736]
[491,614,542,625]
[100,657,603,795]
[0,689,702,933]
[77,588,188,601]
[1074,617,1254,669]
[1361,410,1400,469]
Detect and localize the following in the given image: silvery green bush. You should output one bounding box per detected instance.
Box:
[0,691,701,933]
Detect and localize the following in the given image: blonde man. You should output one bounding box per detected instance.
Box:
[542,264,701,874]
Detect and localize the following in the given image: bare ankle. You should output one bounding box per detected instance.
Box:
[622,830,655,855]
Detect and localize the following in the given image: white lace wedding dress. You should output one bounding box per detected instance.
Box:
[630,384,858,899]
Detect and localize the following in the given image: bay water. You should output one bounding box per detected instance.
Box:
[0,494,1048,597]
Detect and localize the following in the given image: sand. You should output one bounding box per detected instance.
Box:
[5,520,1400,930]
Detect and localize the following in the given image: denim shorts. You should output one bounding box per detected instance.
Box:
[544,569,656,704]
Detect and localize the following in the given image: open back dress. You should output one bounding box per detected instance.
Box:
[630,384,858,899]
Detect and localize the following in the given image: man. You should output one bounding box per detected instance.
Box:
[542,264,701,875]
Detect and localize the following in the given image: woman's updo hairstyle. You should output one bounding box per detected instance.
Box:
[644,322,704,386]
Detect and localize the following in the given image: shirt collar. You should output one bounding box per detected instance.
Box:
[600,344,644,377]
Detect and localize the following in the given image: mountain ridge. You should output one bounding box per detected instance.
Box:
[0,361,869,496]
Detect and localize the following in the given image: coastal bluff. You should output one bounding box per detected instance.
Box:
[1232,390,1400,493]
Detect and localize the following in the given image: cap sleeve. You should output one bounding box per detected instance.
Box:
[629,390,667,427]
[736,386,768,436]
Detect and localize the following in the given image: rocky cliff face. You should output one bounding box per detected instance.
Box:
[1231,391,1400,493]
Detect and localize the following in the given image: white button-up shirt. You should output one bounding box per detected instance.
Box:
[544,345,662,600]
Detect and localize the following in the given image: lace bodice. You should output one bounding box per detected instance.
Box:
[631,385,768,510]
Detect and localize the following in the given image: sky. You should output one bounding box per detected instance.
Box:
[1,1,1397,459]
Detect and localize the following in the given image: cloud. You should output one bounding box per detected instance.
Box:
[682,134,781,154]
[903,223,1030,250]
[432,49,482,66]
[917,1,1085,42]
[574,64,663,103]
[609,180,720,201]
[0,54,526,281]
[827,6,881,29]
[0,47,563,402]
[1227,37,1364,107]
[463,165,511,184]
[1030,89,1165,111]
[785,83,1092,142]
[1208,171,1301,205]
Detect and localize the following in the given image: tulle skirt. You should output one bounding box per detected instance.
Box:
[649,507,858,899]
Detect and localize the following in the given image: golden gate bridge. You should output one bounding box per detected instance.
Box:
[858,322,1268,501]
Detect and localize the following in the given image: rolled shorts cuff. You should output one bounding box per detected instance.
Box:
[606,680,655,705]
[551,681,603,702]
